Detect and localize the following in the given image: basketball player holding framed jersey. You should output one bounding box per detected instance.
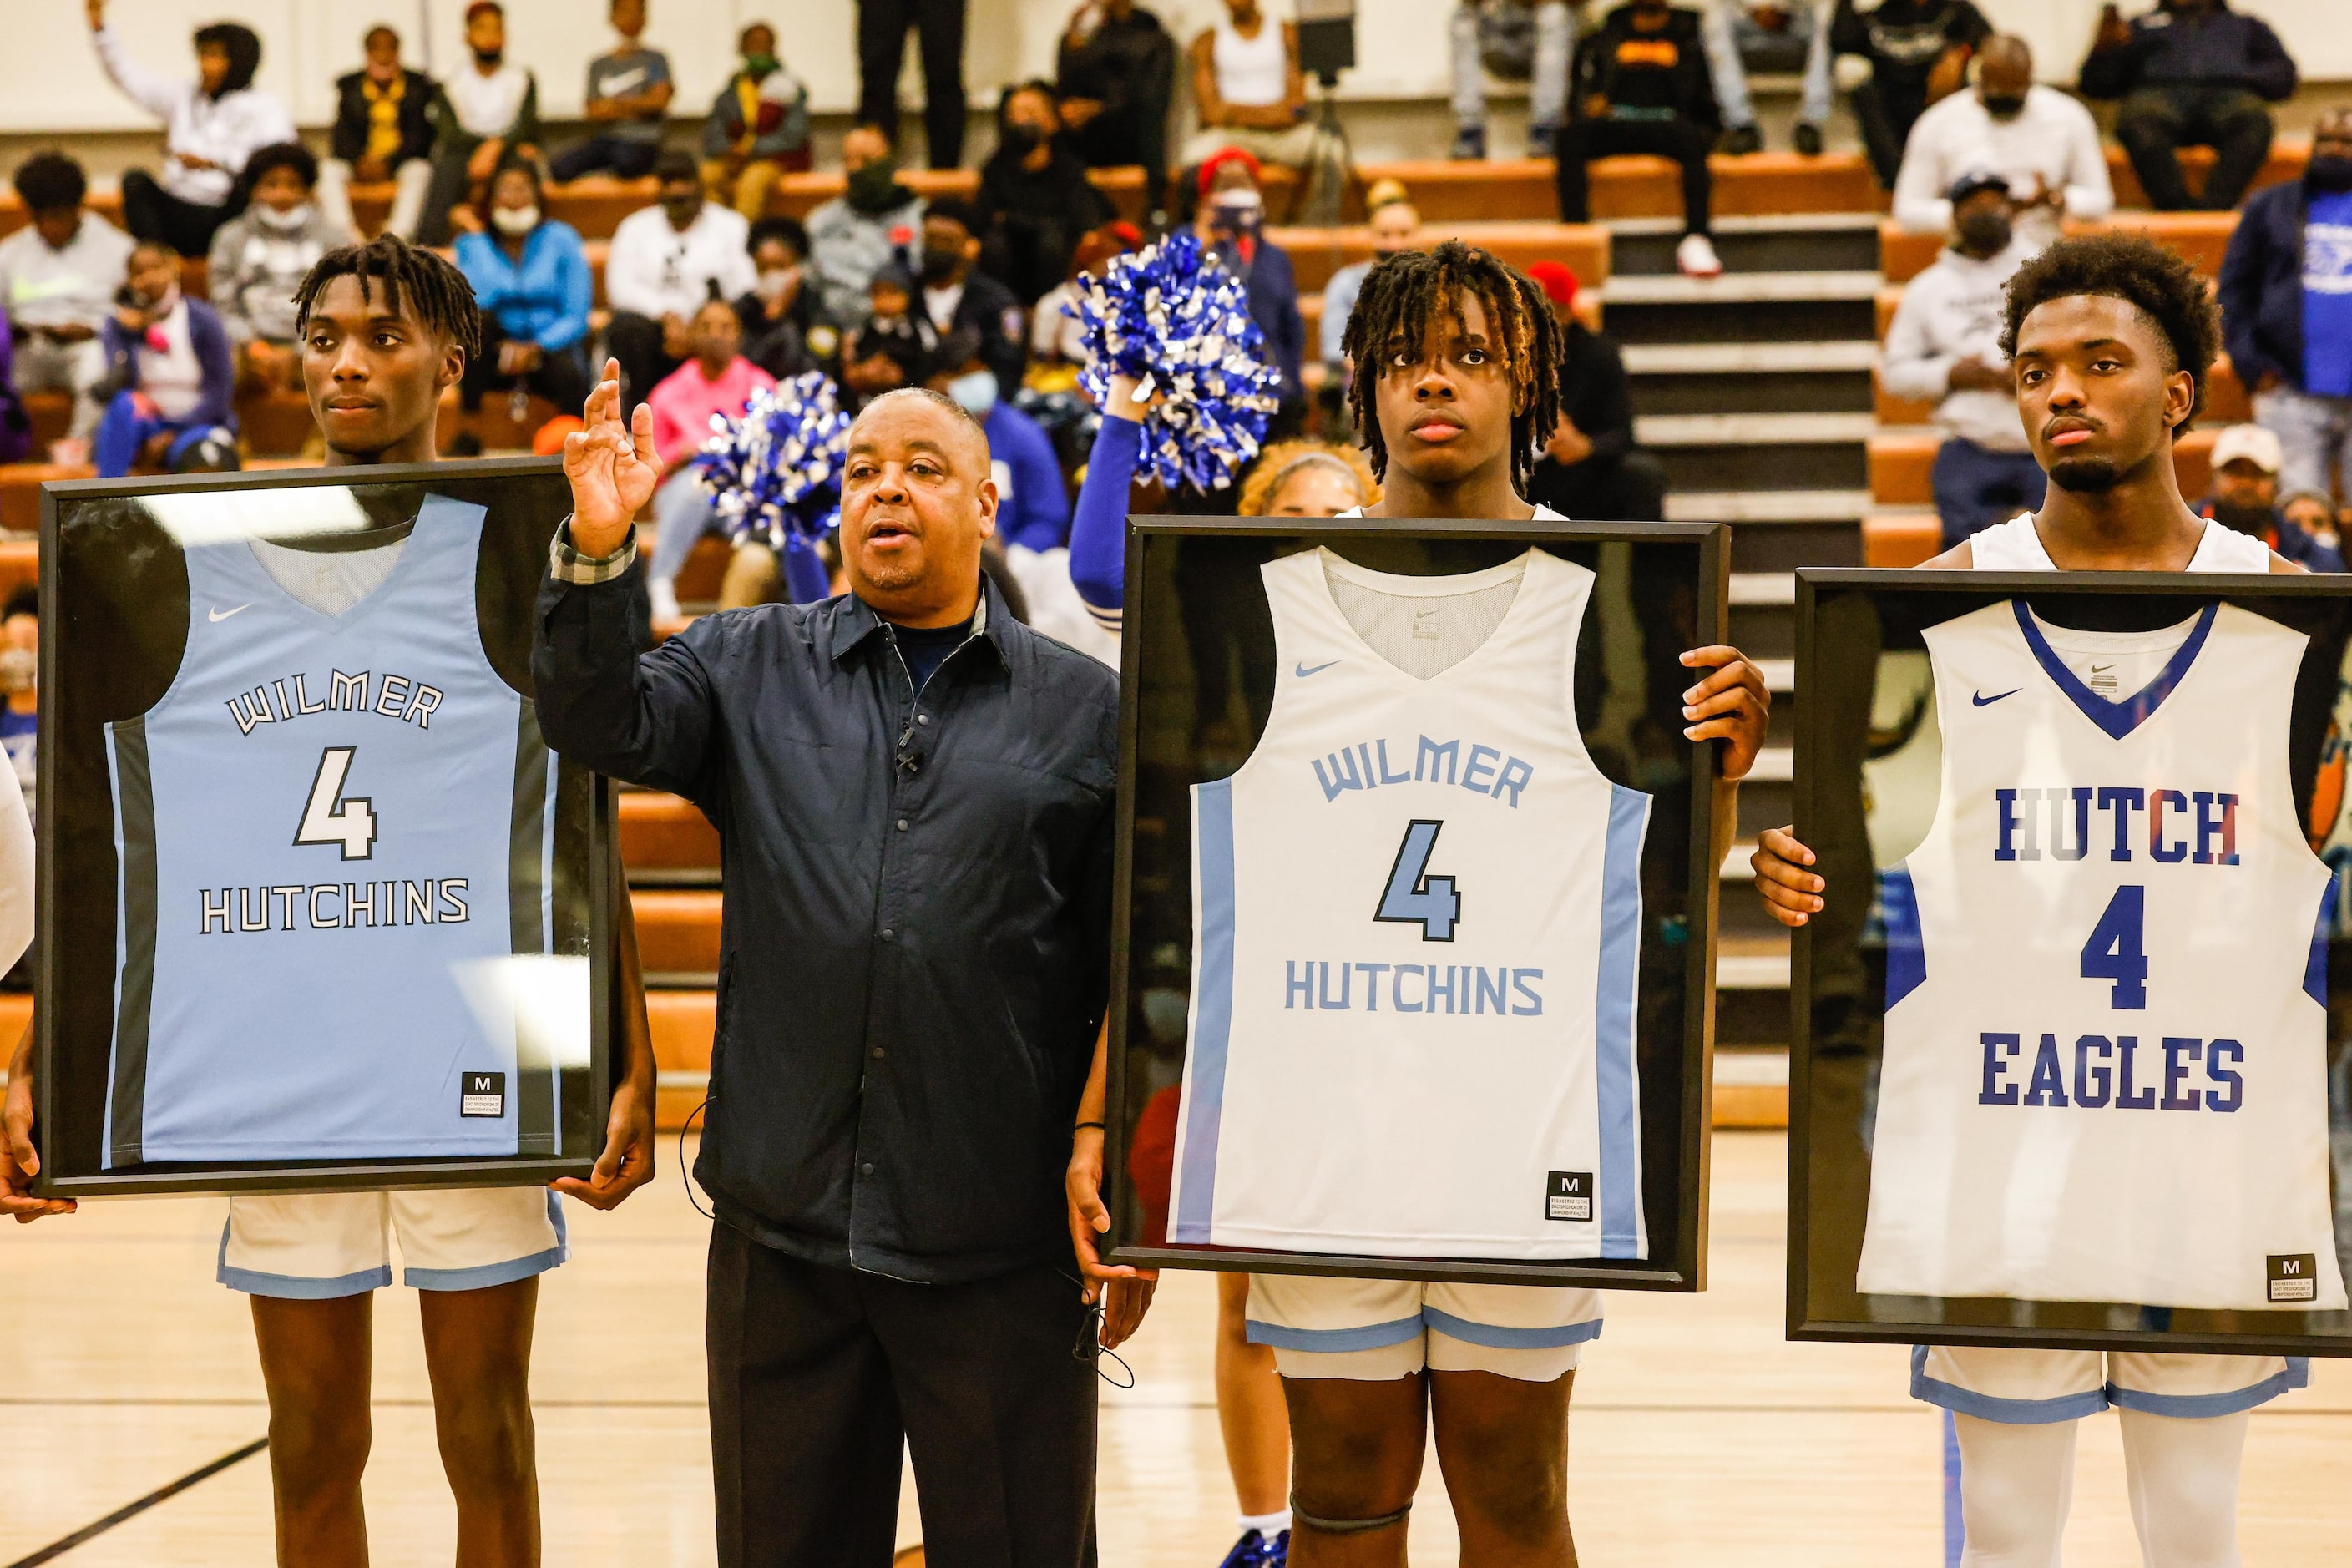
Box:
[1070,241,1770,1566]
[3,235,659,1568]
[1754,235,2307,1568]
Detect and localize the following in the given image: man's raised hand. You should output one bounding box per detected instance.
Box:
[564,358,660,558]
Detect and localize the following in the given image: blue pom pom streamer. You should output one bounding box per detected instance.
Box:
[691,372,852,548]
[1073,230,1282,493]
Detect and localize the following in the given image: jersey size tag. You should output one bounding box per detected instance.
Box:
[460,1071,507,1119]
[2269,1254,2319,1303]
[1546,1171,1592,1222]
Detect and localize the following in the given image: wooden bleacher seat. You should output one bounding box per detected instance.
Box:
[632,888,721,977]
[0,463,92,534]
[620,789,720,874]
[21,392,70,454]
[432,385,565,454]
[0,539,36,599]
[1273,220,1609,295]
[648,989,714,1129]
[2104,138,2306,212]
[676,534,731,603]
[1871,425,2217,505]
[1880,211,2241,286]
[1863,513,1941,566]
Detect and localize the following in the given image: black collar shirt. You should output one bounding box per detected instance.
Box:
[534,542,1120,1282]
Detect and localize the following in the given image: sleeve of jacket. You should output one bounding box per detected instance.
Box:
[508,73,542,147]
[1878,277,1955,404]
[2215,195,2279,389]
[1828,0,1870,59]
[404,73,440,161]
[701,83,733,159]
[602,218,670,319]
[205,222,253,344]
[542,227,594,352]
[2241,18,2298,103]
[2078,28,2154,99]
[1002,416,1072,552]
[93,28,183,124]
[1574,334,1636,466]
[185,304,238,431]
[533,549,724,798]
[331,75,367,163]
[1067,413,1140,623]
[1890,109,1952,234]
[2059,99,2115,221]
[1569,30,1604,111]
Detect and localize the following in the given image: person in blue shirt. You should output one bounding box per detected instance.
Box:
[452,159,593,445]
[2216,109,2352,505]
[926,331,1070,551]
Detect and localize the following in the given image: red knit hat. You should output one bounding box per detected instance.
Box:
[1196,145,1264,197]
[1524,260,1579,309]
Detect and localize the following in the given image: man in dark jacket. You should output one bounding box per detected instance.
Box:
[1555,0,1724,278]
[2080,0,2296,212]
[2217,108,2352,503]
[1055,0,1179,195]
[321,25,437,240]
[913,198,1029,402]
[1521,260,1667,520]
[1193,150,1305,429]
[977,81,1115,305]
[1829,0,1991,190]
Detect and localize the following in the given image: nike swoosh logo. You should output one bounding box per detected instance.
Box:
[1295,660,1340,678]
[2089,664,2113,674]
[209,604,253,622]
[1414,608,1439,620]
[1972,688,2022,706]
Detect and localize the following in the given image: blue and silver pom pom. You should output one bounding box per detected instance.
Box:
[691,372,852,548]
[1073,230,1282,493]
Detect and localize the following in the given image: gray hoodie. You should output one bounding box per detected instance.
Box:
[1879,239,2032,451]
[206,203,353,346]
[805,191,927,331]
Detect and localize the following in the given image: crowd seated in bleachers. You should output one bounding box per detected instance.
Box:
[452,160,594,448]
[1832,0,1990,190]
[604,149,757,409]
[92,240,237,479]
[1522,258,1666,522]
[1185,0,1313,175]
[1318,180,1419,391]
[2195,423,2344,569]
[976,82,1116,306]
[0,152,132,457]
[1891,35,2109,255]
[1555,0,1723,277]
[2081,0,2296,215]
[548,0,675,185]
[318,25,437,242]
[1055,0,1178,189]
[737,217,836,379]
[1192,151,1305,427]
[700,23,812,221]
[644,296,781,620]
[209,144,351,397]
[805,125,926,329]
[914,198,1029,400]
[419,1,540,247]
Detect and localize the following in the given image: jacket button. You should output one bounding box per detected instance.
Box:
[860,1162,875,1176]
[880,928,895,941]
[872,1046,885,1060]
[897,819,908,831]
[916,713,929,726]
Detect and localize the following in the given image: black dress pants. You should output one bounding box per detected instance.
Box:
[2116,84,2275,211]
[858,0,969,168]
[706,1223,1099,1568]
[1554,118,1713,235]
[120,169,235,258]
[1849,76,1927,190]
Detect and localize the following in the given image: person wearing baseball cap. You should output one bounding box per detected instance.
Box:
[2196,422,2346,569]
[1522,257,1667,520]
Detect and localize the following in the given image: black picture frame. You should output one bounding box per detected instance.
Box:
[1788,568,2352,1355]
[1105,515,1728,1291]
[34,458,610,1197]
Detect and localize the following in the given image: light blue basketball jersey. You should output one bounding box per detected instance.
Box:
[104,495,559,1166]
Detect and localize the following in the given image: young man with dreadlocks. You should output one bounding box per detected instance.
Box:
[1753,236,2304,1568]
[1072,240,1770,1568]
[3,233,659,1568]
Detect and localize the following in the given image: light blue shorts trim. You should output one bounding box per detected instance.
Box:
[406,1242,569,1292]
[1909,1345,2112,1424]
[1422,1306,1605,1350]
[1247,1313,1426,1353]
[2107,1359,2309,1419]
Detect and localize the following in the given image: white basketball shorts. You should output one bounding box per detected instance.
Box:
[217,1187,569,1299]
[1247,1274,1602,1382]
[1913,1346,2307,1423]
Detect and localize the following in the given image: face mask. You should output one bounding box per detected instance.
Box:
[2306,154,2352,193]
[948,369,998,416]
[742,53,779,76]
[1210,194,1262,238]
[2212,498,2274,535]
[255,202,308,232]
[845,161,903,214]
[662,195,702,227]
[0,649,34,696]
[473,47,503,67]
[920,245,964,286]
[493,204,540,237]
[760,266,801,296]
[1980,93,2026,120]
[1004,122,1047,153]
[1956,212,2012,255]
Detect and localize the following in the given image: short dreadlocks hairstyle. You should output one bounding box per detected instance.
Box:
[293,234,482,362]
[1338,240,1562,496]
[1999,233,2218,435]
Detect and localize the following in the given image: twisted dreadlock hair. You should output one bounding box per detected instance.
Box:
[1338,240,1563,498]
[292,234,483,362]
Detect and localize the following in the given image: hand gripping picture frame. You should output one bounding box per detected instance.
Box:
[35,458,614,1198]
[1105,515,1729,1291]
[1788,568,2352,1356]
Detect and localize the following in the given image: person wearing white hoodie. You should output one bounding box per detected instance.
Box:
[1880,169,2041,547]
[1891,34,2111,257]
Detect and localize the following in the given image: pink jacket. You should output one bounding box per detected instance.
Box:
[649,354,775,471]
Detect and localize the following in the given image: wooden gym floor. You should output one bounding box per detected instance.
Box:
[6,1131,2349,1565]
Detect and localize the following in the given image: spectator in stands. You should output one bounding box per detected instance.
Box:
[93,240,237,479]
[2193,422,2345,569]
[701,23,812,222]
[0,151,134,457]
[1184,0,1313,173]
[549,0,675,184]
[1193,152,1306,422]
[0,321,28,467]
[1056,0,1178,192]
[1829,0,1990,191]
[2218,109,2352,503]
[319,26,438,241]
[0,589,33,817]
[85,3,293,259]
[645,296,779,620]
[915,199,1029,402]
[842,260,933,409]
[604,149,760,409]
[737,218,834,379]
[2283,490,2342,554]
[976,83,1116,306]
[1708,0,1833,156]
[1449,0,1576,162]
[419,1,540,247]
[453,160,594,446]
[1319,180,1419,387]
[929,329,1070,552]
[1029,222,1140,367]
[1879,171,2039,547]
[1557,0,1724,280]
[2081,0,2295,214]
[1521,259,1666,520]
[1894,35,2111,256]
[858,0,970,168]
[209,144,352,393]
[807,125,927,329]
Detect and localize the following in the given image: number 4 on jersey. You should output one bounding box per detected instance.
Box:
[1375,820,1461,941]
[296,746,378,860]
[2081,883,2148,1009]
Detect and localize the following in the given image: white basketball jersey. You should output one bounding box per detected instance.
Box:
[1858,534,2346,1309]
[1166,547,1650,1259]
